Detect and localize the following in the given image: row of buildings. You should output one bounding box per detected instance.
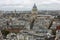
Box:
[0,4,60,40]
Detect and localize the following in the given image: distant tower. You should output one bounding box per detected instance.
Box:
[30,4,38,30]
[32,4,38,14]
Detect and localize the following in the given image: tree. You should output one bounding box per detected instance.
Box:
[57,15,60,19]
[51,29,56,35]
[1,30,10,38]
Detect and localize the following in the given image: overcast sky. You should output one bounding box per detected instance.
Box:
[0,0,60,11]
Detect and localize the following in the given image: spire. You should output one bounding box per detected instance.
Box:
[32,3,37,11]
[31,3,38,14]
[33,3,37,8]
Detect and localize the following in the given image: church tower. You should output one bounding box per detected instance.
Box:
[32,4,38,14]
[31,4,38,20]
[30,4,38,30]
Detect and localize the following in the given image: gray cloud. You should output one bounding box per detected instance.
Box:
[0,0,60,11]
